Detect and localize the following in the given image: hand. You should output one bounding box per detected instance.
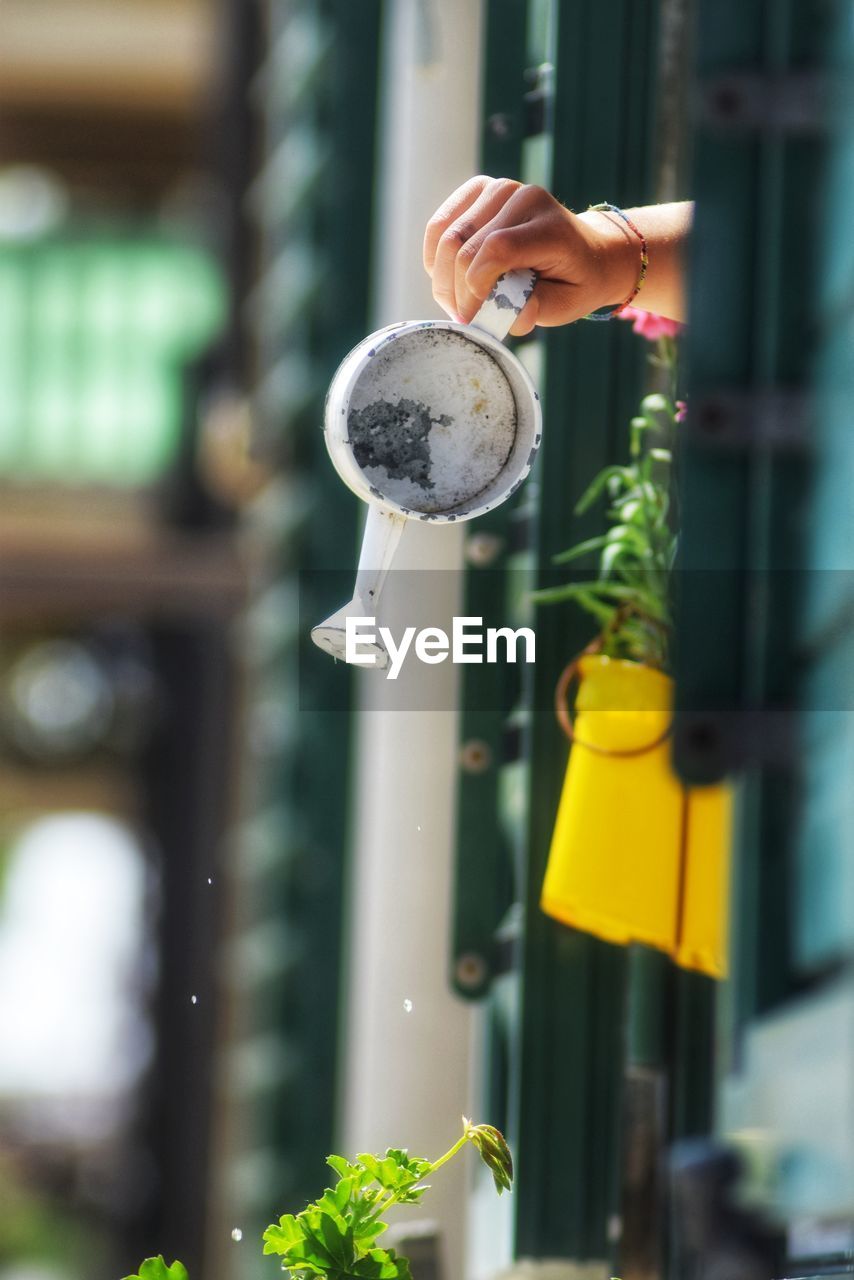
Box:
[423,176,639,335]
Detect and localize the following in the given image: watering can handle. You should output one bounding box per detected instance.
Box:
[469,268,537,342]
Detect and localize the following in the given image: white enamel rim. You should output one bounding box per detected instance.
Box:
[323,318,543,524]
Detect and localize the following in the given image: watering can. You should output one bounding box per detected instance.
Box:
[311,269,541,666]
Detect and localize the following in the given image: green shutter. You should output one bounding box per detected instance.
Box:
[675,0,854,1272]
[224,3,382,1272]
[452,2,689,1271]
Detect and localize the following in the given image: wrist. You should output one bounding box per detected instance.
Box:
[577,206,643,310]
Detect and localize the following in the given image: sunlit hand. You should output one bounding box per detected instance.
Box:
[423,177,691,333]
[423,176,637,335]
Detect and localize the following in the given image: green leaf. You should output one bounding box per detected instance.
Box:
[573,465,635,515]
[385,1149,432,1181]
[552,534,612,565]
[264,1208,341,1274]
[300,1208,346,1265]
[263,1213,303,1253]
[606,523,648,549]
[269,1239,328,1274]
[349,1247,413,1279]
[596,582,669,621]
[396,1182,430,1205]
[600,542,628,575]
[378,1156,404,1188]
[531,582,617,625]
[354,1148,431,1199]
[617,498,643,522]
[352,1215,389,1251]
[122,1259,188,1280]
[316,1210,356,1268]
[640,392,669,415]
[317,1179,353,1218]
[355,1153,382,1182]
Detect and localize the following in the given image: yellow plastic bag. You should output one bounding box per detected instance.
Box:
[540,655,731,979]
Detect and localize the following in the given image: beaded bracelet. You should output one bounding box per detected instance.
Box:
[582,202,648,321]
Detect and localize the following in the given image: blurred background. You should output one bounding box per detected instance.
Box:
[0,3,853,1280]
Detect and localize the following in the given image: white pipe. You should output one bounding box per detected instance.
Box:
[339,3,485,1279]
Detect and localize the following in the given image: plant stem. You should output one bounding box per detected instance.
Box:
[428,1134,469,1176]
[369,1135,469,1225]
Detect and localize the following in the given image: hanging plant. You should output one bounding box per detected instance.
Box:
[533,308,685,670]
[535,309,732,983]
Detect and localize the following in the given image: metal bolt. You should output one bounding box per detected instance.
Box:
[487,112,514,139]
[712,85,742,119]
[697,399,726,434]
[455,952,489,991]
[683,716,723,761]
[465,532,504,567]
[459,739,492,773]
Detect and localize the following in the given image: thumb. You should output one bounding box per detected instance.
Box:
[509,293,539,336]
[527,278,591,327]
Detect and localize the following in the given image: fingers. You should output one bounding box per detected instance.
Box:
[424,179,604,330]
[447,185,539,321]
[423,176,492,273]
[458,191,563,304]
[424,176,521,318]
[425,176,517,271]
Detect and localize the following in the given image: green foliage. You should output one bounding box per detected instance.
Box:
[534,342,682,671]
[263,1120,512,1279]
[124,1123,512,1280]
[121,1258,189,1280]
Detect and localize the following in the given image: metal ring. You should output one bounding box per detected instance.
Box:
[554,649,673,759]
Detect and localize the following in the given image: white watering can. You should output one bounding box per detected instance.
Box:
[311,269,542,666]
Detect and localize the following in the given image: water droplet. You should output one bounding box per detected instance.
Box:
[207,877,213,886]
[190,995,198,1006]
[416,825,422,832]
[231,1228,243,1243]
[403,999,413,1013]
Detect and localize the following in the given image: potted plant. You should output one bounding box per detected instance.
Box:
[124,1119,512,1280]
[534,309,730,979]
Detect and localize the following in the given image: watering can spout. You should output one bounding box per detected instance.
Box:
[311,507,406,666]
[311,601,389,667]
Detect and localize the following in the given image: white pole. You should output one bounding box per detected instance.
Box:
[339,2,485,1278]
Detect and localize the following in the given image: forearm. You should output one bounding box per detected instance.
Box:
[578,201,693,323]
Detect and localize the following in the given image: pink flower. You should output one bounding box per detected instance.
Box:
[619,306,684,341]
[675,400,687,422]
